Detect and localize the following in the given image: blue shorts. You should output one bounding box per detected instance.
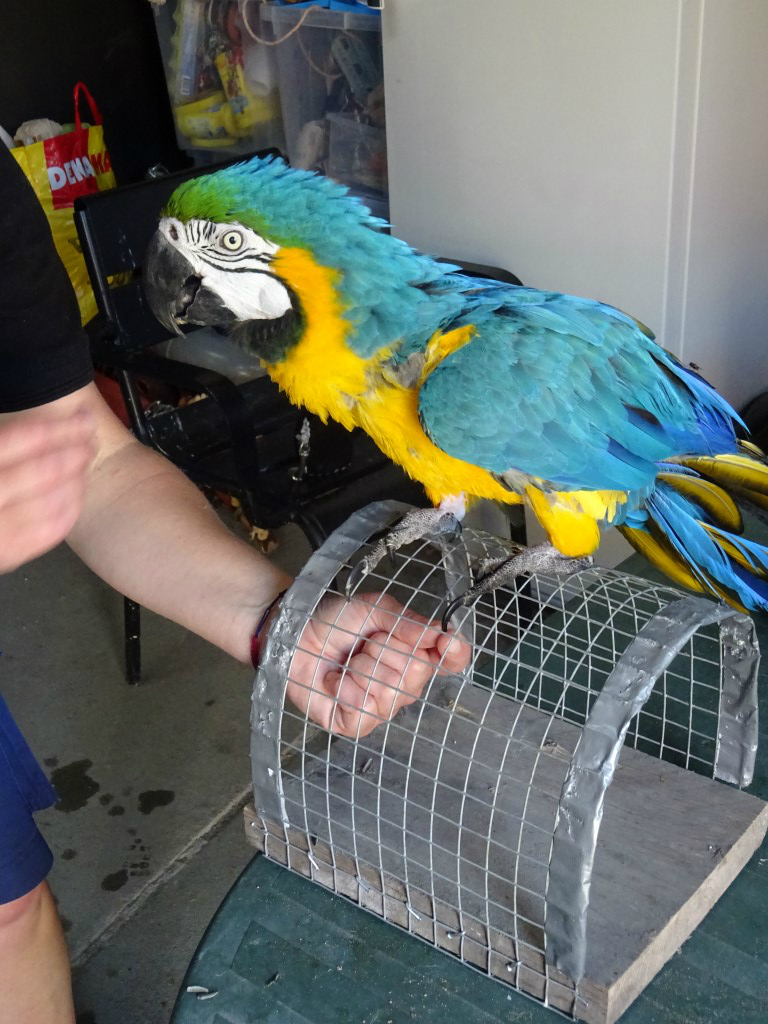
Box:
[0,693,57,904]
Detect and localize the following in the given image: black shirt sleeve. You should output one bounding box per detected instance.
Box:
[0,142,93,413]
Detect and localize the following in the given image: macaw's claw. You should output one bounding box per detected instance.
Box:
[344,553,377,596]
[345,507,462,597]
[441,544,593,630]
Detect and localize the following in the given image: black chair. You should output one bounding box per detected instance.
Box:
[74,164,522,684]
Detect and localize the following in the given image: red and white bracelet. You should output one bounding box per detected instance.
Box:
[250,590,287,670]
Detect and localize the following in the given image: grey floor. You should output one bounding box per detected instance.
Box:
[0,516,312,1024]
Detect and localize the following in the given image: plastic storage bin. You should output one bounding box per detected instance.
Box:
[151,0,286,161]
[327,112,387,193]
[260,2,388,215]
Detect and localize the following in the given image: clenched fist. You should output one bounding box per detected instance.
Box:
[286,592,471,737]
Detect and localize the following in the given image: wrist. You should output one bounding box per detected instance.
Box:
[226,561,291,664]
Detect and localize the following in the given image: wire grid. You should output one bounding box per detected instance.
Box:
[255,520,732,1017]
[456,531,725,779]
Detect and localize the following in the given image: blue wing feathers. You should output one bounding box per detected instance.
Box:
[418,290,741,496]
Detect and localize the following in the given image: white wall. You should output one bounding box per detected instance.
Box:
[677,2,768,393]
[382,0,768,562]
[383,0,768,405]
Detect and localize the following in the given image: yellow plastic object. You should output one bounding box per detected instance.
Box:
[174,92,238,143]
[188,136,238,148]
[214,51,280,136]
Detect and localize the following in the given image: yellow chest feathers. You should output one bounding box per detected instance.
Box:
[265,248,368,430]
[264,248,510,505]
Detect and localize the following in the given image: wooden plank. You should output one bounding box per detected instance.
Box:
[587,800,768,1023]
[246,682,768,1024]
[578,748,768,1023]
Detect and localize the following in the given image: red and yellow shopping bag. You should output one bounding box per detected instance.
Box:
[11,82,116,325]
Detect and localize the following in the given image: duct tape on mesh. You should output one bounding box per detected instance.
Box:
[545,595,760,981]
[717,613,760,787]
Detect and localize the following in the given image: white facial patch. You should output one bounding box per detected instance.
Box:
[158,216,292,322]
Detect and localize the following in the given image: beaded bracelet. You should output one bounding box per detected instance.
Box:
[250,589,287,670]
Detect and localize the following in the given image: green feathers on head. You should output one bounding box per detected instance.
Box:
[164,155,381,251]
[162,156,463,358]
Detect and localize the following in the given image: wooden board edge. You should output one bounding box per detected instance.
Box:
[603,800,768,1024]
[243,806,581,1015]
[244,803,262,850]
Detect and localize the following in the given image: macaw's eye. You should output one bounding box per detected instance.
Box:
[221,230,244,252]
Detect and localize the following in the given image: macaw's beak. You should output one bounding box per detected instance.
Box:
[143,231,238,336]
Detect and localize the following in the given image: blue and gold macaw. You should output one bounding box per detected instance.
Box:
[144,156,768,615]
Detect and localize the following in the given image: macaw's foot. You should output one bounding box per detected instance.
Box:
[346,507,462,596]
[441,543,593,630]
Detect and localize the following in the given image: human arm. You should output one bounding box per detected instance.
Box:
[0,382,291,663]
[1,386,469,728]
[56,381,469,719]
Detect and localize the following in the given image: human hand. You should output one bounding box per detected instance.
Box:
[284,591,471,738]
[0,409,94,573]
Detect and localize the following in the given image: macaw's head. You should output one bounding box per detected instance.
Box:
[144,156,446,364]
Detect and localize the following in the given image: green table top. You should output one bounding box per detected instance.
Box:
[172,556,768,1024]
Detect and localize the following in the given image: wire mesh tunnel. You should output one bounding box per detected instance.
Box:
[247,501,764,1023]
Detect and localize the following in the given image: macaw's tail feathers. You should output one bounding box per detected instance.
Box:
[619,446,768,612]
[675,443,768,524]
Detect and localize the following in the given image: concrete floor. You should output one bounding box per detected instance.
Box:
[0,516,311,1024]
